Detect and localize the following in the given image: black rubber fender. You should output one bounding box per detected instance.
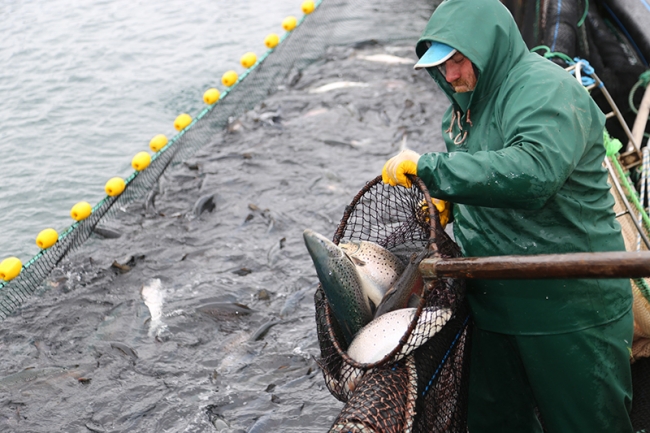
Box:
[599,0,650,66]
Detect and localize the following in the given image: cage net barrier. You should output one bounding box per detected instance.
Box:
[0,0,439,321]
[315,175,472,433]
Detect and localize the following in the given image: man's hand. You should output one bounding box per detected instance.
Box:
[382,149,421,188]
[419,198,452,229]
[432,198,451,228]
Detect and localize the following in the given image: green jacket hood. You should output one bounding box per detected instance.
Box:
[416,0,529,106]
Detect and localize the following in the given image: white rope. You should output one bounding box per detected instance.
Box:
[639,146,649,250]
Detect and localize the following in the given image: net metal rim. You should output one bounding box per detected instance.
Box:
[322,174,445,370]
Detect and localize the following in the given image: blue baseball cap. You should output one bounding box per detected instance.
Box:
[414,42,457,70]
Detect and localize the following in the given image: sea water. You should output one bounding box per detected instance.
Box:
[0,1,444,430]
[0,0,301,261]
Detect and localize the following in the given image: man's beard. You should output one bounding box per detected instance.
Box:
[452,79,475,93]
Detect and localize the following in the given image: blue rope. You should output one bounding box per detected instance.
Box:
[570,57,596,86]
[422,314,470,396]
[550,0,563,52]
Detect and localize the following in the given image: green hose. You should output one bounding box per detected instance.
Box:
[577,0,589,27]
[610,155,650,232]
[634,277,650,303]
[530,45,574,64]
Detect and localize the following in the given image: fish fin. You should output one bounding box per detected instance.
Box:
[349,256,366,267]
[369,299,377,316]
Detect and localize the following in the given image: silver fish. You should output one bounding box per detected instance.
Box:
[349,307,452,364]
[338,240,405,309]
[357,54,414,65]
[308,81,369,93]
[140,278,166,338]
[339,306,452,397]
[0,364,96,391]
[303,229,373,344]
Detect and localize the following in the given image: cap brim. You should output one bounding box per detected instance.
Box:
[414,42,457,70]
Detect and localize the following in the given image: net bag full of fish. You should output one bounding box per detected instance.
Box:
[304,175,472,433]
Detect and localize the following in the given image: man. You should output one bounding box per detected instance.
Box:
[381,0,634,431]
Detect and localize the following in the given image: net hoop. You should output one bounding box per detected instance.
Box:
[317,174,451,371]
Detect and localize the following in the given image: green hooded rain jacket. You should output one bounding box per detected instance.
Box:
[415,0,632,335]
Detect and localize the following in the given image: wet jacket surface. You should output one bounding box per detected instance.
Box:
[415,0,632,334]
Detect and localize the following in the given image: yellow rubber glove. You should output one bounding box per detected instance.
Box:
[418,198,452,229]
[432,198,451,228]
[381,149,421,188]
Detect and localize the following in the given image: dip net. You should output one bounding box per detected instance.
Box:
[314,175,472,432]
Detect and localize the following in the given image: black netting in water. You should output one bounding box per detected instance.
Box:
[315,175,471,432]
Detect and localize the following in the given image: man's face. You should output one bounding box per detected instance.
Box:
[438,51,477,93]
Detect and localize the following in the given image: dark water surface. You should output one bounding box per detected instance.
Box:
[0,2,449,431]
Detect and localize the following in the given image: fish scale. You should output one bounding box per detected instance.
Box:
[339,240,405,308]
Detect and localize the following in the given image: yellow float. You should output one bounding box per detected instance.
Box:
[0,257,22,281]
[203,88,220,105]
[132,151,151,171]
[282,16,297,31]
[105,177,126,197]
[174,113,192,131]
[149,134,168,152]
[240,52,257,69]
[36,228,59,249]
[70,201,92,221]
[264,33,280,49]
[222,70,238,87]
[301,1,315,14]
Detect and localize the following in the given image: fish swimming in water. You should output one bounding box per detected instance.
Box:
[192,193,216,217]
[140,278,167,338]
[338,239,405,310]
[303,229,374,344]
[0,364,96,392]
[373,249,428,318]
[308,81,370,93]
[356,53,414,65]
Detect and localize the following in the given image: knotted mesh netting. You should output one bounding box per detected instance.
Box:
[314,175,471,433]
